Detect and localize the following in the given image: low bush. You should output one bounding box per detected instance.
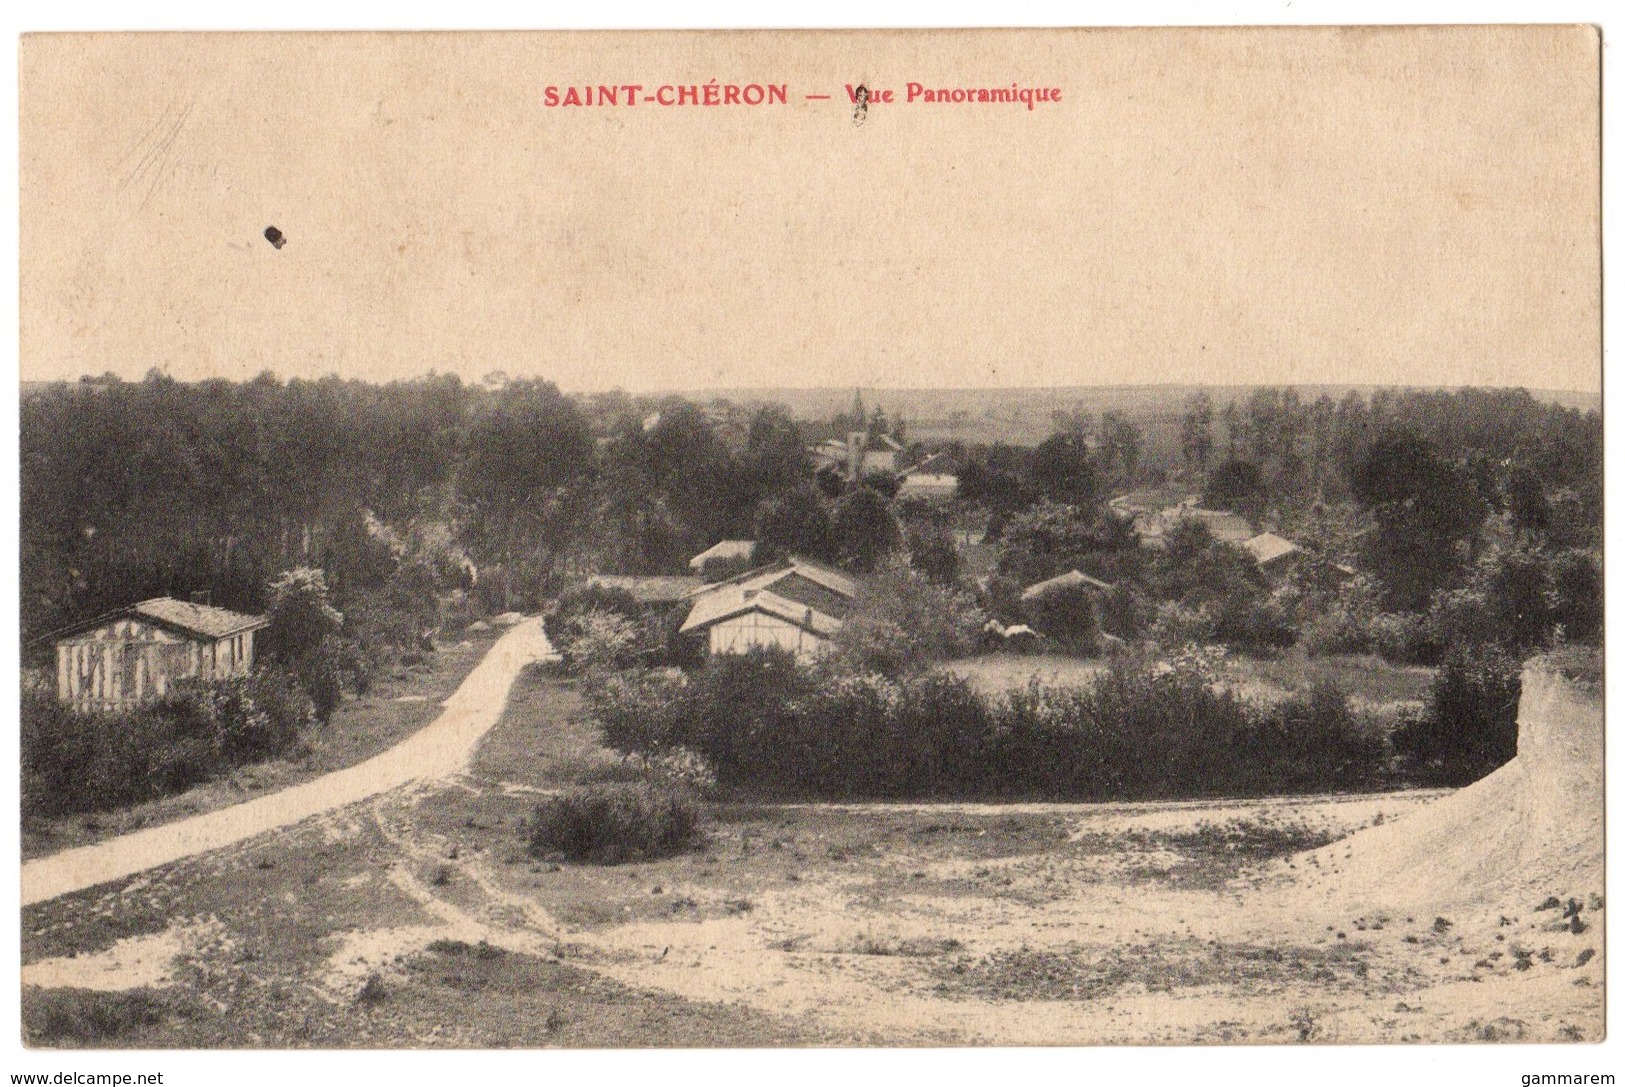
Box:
[1021,583,1100,652]
[1094,582,1151,641]
[22,988,174,1046]
[586,646,1390,802]
[526,783,701,864]
[828,557,986,677]
[1394,646,1521,786]
[545,583,675,672]
[21,669,317,818]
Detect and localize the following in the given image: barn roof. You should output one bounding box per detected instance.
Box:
[678,586,843,638]
[1177,508,1256,543]
[1020,569,1115,602]
[692,556,856,599]
[133,598,268,638]
[1242,532,1301,566]
[50,597,268,644]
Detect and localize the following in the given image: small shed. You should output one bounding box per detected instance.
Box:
[52,598,268,713]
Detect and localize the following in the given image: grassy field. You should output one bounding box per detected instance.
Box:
[1231,650,1435,706]
[943,649,1434,708]
[20,629,501,861]
[942,653,1110,695]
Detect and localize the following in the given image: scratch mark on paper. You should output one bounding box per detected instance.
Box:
[118,99,195,209]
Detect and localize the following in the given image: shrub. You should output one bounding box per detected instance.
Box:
[620,746,718,796]
[584,643,1388,802]
[526,783,701,864]
[1368,610,1435,665]
[22,988,171,1046]
[1549,549,1602,643]
[559,609,641,674]
[1209,587,1296,652]
[1094,581,1151,641]
[20,671,316,818]
[904,519,961,585]
[1149,601,1217,646]
[1481,545,1556,650]
[829,557,986,676]
[1394,646,1521,785]
[1021,582,1100,652]
[584,666,690,753]
[261,567,346,721]
[546,583,673,671]
[545,583,639,641]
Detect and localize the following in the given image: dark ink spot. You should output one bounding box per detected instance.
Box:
[853,84,869,125]
[264,226,286,250]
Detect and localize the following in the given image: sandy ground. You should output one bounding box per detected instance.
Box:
[19,658,1602,1048]
[20,619,554,907]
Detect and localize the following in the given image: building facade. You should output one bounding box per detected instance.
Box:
[53,598,268,713]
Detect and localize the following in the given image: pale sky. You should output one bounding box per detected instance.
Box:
[19,27,1601,393]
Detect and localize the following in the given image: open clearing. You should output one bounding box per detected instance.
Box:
[944,650,1434,710]
[20,661,1601,1048]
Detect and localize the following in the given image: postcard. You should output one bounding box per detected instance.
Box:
[15,25,1603,1059]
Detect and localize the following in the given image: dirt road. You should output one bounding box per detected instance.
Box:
[19,618,554,907]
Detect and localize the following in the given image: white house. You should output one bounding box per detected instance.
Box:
[679,556,856,659]
[51,597,268,713]
[896,472,959,502]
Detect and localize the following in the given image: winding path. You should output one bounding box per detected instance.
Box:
[21,618,555,908]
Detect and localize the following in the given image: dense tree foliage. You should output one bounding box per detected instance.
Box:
[1351,429,1488,610]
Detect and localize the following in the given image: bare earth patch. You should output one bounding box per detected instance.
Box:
[20,665,1602,1048]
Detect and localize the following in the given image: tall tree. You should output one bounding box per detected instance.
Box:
[1028,432,1100,507]
[1351,429,1487,611]
[1180,391,1216,475]
[459,379,593,607]
[831,486,901,572]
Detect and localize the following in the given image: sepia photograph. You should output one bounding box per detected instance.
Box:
[10,17,1606,1071]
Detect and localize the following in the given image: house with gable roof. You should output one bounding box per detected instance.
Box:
[49,597,269,713]
[679,555,857,659]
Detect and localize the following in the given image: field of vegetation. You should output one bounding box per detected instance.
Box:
[21,377,1601,848]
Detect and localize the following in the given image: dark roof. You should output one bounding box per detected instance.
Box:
[679,586,843,638]
[49,597,268,644]
[688,555,856,601]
